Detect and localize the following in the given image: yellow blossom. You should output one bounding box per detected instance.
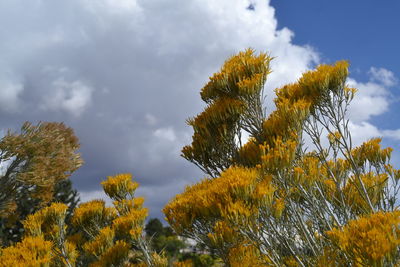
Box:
[83,226,115,258]
[327,211,400,265]
[101,173,139,200]
[0,236,53,267]
[72,200,117,235]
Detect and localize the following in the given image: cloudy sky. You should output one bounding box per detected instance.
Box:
[0,0,399,219]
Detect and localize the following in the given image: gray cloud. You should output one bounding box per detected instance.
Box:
[9,0,399,219]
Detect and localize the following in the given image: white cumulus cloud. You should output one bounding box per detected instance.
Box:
[369,67,397,87]
[0,78,23,113]
[41,78,93,117]
[347,78,389,123]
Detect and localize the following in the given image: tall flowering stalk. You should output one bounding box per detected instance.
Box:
[164,49,400,266]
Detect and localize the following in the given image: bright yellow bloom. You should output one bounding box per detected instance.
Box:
[101,173,139,200]
[272,198,285,219]
[113,197,145,215]
[89,240,130,267]
[327,211,400,265]
[112,208,148,239]
[260,136,298,172]
[201,48,272,102]
[228,243,271,267]
[350,138,393,167]
[72,200,117,233]
[83,226,115,258]
[0,236,53,267]
[164,166,273,232]
[24,202,68,237]
[343,172,388,212]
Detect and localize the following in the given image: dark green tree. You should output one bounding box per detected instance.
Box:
[0,179,80,246]
[145,218,164,238]
[145,218,186,261]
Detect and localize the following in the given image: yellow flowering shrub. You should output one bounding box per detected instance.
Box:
[165,49,400,266]
[101,173,139,201]
[1,173,165,266]
[88,240,131,267]
[350,138,393,167]
[24,202,68,238]
[164,167,275,232]
[113,209,148,239]
[72,199,117,238]
[228,243,271,267]
[182,49,273,177]
[327,211,400,266]
[83,227,115,258]
[0,236,53,267]
[200,48,272,102]
[21,202,77,266]
[343,172,388,213]
[76,173,166,266]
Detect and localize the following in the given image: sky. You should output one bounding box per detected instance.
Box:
[0,0,399,219]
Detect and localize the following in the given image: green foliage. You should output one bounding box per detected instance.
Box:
[145,218,186,260]
[0,179,80,246]
[0,121,82,216]
[145,218,164,238]
[144,218,221,266]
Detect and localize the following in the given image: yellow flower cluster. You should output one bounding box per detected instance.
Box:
[72,200,117,235]
[272,198,285,219]
[326,158,350,179]
[228,243,271,267]
[112,208,148,239]
[89,240,130,267]
[200,48,272,102]
[237,137,261,166]
[10,203,78,266]
[86,174,165,265]
[187,97,244,137]
[164,167,275,231]
[259,61,349,150]
[343,172,388,212]
[276,61,348,106]
[327,211,400,265]
[385,164,400,180]
[260,137,298,173]
[113,197,145,215]
[262,99,310,146]
[236,73,265,96]
[24,202,68,238]
[292,155,329,188]
[350,138,393,167]
[101,173,139,200]
[84,226,115,258]
[327,131,342,145]
[182,49,274,177]
[0,236,53,267]
[207,221,240,250]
